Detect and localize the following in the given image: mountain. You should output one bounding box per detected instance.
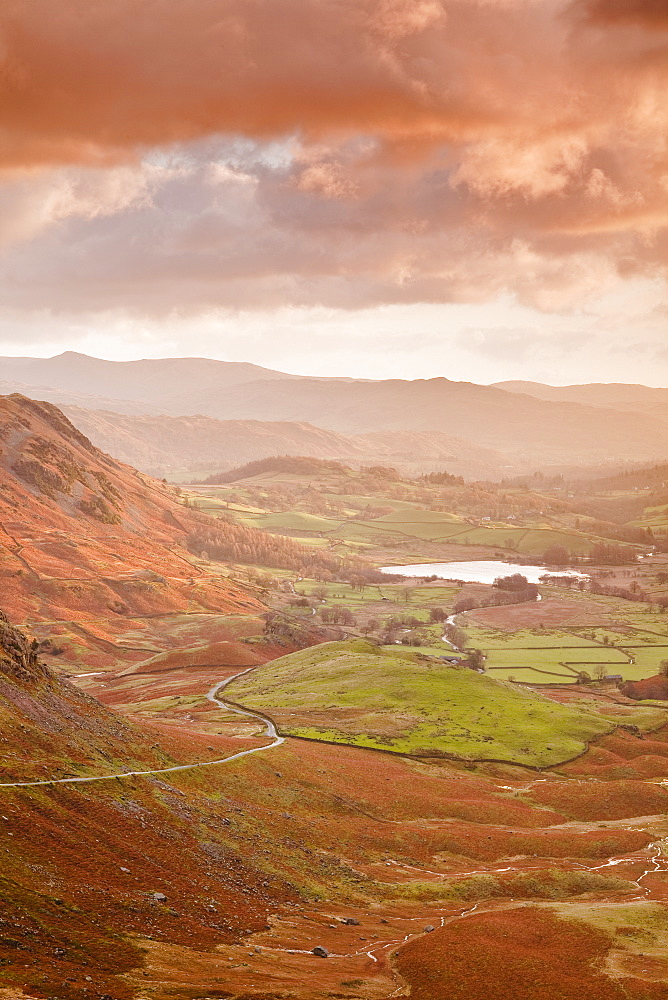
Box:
[0,378,167,415]
[191,375,668,466]
[4,354,667,468]
[60,406,509,479]
[0,394,261,623]
[494,380,668,418]
[0,352,331,414]
[59,408,374,474]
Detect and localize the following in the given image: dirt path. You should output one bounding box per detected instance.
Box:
[0,665,284,789]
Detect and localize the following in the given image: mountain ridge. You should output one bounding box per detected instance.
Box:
[0,393,262,623]
[2,353,667,469]
[59,405,507,479]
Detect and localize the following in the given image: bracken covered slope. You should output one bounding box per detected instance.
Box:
[0,613,296,1000]
[0,609,176,783]
[0,393,262,622]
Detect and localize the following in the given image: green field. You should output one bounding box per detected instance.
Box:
[455,590,668,684]
[226,639,631,766]
[189,479,640,560]
[237,511,345,533]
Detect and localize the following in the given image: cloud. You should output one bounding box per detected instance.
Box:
[580,0,668,27]
[0,0,664,320]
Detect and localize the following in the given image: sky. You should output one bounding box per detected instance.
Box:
[0,0,666,385]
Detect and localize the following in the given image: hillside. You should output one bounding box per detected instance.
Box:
[0,610,174,783]
[0,393,262,623]
[0,379,167,415]
[60,408,369,475]
[6,613,667,999]
[585,462,668,492]
[0,611,300,998]
[226,639,616,766]
[61,407,507,479]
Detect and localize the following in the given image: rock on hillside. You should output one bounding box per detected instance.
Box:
[0,609,47,683]
[0,394,262,622]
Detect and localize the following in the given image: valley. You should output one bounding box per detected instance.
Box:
[3,388,668,999]
[1,0,665,991]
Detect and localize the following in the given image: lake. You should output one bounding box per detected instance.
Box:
[379,560,588,585]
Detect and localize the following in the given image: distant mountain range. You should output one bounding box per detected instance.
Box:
[61,406,507,480]
[1,353,667,472]
[494,380,668,421]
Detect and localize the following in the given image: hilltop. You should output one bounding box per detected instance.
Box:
[226,639,620,767]
[494,380,668,420]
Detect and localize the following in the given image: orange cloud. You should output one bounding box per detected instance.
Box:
[0,0,664,314]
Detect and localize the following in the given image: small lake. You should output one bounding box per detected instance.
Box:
[379,560,588,585]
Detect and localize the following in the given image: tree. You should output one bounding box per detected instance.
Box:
[467,649,485,671]
[454,597,477,613]
[543,545,569,566]
[659,659,668,677]
[593,664,608,681]
[444,625,467,650]
[429,607,447,623]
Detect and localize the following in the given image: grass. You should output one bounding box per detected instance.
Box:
[549,900,668,959]
[237,511,345,532]
[296,578,459,613]
[226,639,618,766]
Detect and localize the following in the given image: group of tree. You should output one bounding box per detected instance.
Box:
[589,580,649,603]
[587,522,654,546]
[318,605,357,626]
[188,522,345,576]
[543,545,570,566]
[589,542,635,565]
[187,520,391,587]
[492,573,539,603]
[202,455,349,484]
[539,574,587,590]
[418,470,465,486]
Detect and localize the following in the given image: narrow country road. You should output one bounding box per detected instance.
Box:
[0,665,284,789]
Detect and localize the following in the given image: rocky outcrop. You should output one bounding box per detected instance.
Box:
[0,610,47,683]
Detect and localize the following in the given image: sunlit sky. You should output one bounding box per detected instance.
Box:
[0,0,666,385]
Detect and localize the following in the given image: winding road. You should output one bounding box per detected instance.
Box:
[0,665,284,789]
